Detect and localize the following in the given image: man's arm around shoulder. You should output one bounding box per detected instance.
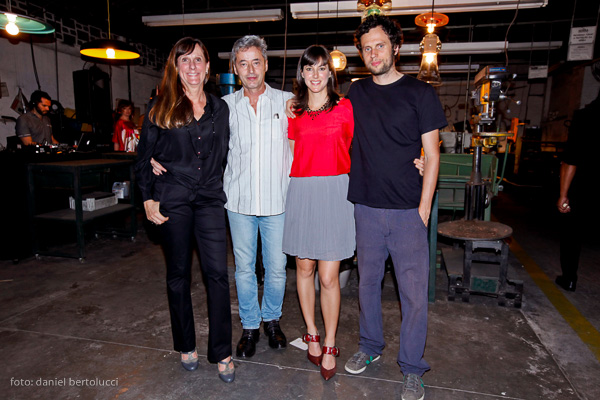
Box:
[418,129,440,226]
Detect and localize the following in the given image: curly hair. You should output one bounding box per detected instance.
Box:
[354,15,403,60]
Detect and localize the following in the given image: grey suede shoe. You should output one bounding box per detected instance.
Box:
[218,358,235,383]
[180,349,199,371]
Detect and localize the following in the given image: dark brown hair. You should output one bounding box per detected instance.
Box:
[354,15,403,61]
[116,99,134,121]
[293,45,340,115]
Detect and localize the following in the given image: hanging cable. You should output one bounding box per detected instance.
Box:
[29,37,41,90]
[281,0,289,91]
[503,0,521,67]
[181,0,186,37]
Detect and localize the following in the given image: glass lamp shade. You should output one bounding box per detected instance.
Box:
[330,49,347,71]
[415,12,449,34]
[1,12,55,35]
[357,0,392,19]
[80,39,140,60]
[417,34,442,86]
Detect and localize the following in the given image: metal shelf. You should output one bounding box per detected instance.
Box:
[27,158,137,261]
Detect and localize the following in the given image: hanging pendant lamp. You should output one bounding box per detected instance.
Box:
[79,0,140,61]
[416,1,446,86]
[1,2,55,36]
[330,1,347,71]
[357,0,392,20]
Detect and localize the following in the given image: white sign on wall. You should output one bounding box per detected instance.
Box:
[568,26,596,61]
[528,65,548,79]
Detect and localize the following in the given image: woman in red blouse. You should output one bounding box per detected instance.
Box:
[282,45,355,381]
[112,99,139,152]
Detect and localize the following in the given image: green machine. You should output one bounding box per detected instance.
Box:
[430,66,523,307]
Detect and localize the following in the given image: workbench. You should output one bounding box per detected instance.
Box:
[27,158,137,261]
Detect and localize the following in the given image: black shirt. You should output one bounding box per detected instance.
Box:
[562,98,598,200]
[135,93,230,203]
[347,75,447,209]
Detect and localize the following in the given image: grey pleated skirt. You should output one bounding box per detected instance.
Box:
[282,174,356,261]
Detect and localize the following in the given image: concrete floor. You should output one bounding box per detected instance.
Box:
[1,185,599,400]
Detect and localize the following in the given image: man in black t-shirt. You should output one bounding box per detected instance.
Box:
[555,94,598,292]
[343,15,447,400]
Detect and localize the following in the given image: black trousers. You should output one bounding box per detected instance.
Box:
[158,182,232,363]
[559,194,588,283]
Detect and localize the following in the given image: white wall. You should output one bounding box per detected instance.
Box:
[0,38,162,147]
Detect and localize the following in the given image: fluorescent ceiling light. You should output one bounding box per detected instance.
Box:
[290,0,548,19]
[218,41,562,59]
[347,64,481,75]
[142,9,283,26]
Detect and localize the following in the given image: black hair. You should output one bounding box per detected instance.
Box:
[29,90,51,109]
[354,15,403,61]
[293,45,340,115]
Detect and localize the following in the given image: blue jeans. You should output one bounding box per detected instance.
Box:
[355,204,430,376]
[227,211,287,329]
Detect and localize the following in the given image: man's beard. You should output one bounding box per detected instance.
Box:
[367,56,394,76]
[35,105,48,116]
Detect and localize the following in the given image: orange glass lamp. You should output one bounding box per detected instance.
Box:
[417,33,442,86]
[357,0,392,20]
[415,12,449,34]
[331,49,347,71]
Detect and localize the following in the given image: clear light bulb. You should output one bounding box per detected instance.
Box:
[106,48,116,59]
[425,53,435,64]
[427,23,435,34]
[5,13,19,35]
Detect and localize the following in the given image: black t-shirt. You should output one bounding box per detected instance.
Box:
[347,74,447,209]
[562,98,598,201]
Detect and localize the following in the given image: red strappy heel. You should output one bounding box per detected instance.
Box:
[320,346,339,381]
[302,333,322,366]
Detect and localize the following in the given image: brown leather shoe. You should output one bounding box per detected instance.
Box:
[302,333,322,366]
[320,346,339,381]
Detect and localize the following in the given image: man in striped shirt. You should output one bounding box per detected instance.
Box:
[222,35,294,358]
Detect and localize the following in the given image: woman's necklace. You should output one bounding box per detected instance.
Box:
[306,99,328,120]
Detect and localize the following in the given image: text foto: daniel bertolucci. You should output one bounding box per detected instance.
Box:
[10,377,119,387]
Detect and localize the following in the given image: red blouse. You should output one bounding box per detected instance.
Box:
[112,119,139,152]
[288,98,354,177]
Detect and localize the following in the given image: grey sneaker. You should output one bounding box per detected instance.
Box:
[344,351,380,374]
[401,373,425,400]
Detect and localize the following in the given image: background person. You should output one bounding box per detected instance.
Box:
[555,92,598,292]
[112,99,139,152]
[16,90,58,146]
[135,37,234,383]
[283,45,355,381]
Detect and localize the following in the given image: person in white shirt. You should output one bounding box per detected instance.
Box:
[223,35,293,357]
[152,35,293,358]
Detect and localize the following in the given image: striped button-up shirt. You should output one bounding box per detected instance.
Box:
[223,84,294,216]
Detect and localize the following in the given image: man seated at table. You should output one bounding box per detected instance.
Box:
[16,90,59,146]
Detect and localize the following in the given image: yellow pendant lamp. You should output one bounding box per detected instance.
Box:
[79,0,140,61]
